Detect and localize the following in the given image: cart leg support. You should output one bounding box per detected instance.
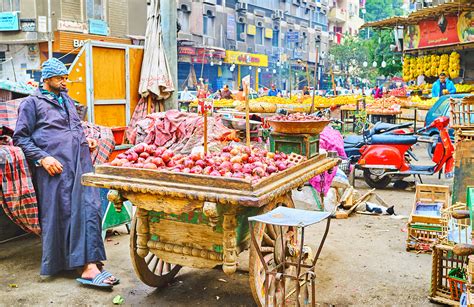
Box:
[136,208,150,258]
[223,209,238,275]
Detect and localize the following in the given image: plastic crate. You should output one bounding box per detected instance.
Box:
[430,244,469,305]
[269,132,319,159]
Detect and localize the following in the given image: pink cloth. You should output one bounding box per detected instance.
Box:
[309,126,346,195]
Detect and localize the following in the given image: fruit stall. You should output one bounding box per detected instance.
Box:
[82,141,338,305]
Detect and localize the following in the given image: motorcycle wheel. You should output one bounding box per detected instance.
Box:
[363,169,392,189]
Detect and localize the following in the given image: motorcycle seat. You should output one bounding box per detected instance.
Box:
[372,122,412,134]
[369,135,418,145]
[344,135,364,147]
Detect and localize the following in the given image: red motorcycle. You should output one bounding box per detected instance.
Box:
[357,116,454,189]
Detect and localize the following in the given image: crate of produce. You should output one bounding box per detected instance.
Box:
[409,184,450,225]
[269,132,319,159]
[406,222,443,252]
[450,96,474,129]
[430,244,469,305]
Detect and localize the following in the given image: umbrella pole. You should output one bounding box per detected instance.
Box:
[203,109,208,155]
[147,96,152,114]
[245,83,250,147]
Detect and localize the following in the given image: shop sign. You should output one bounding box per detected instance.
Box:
[57,19,87,33]
[20,19,36,32]
[247,24,256,36]
[227,14,236,39]
[37,16,47,33]
[0,12,20,31]
[225,50,269,67]
[73,39,87,48]
[178,46,196,55]
[404,12,474,50]
[196,48,226,58]
[88,19,108,36]
[265,28,273,39]
[286,31,299,43]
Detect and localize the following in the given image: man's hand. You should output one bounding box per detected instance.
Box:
[443,89,449,95]
[87,138,98,150]
[41,156,63,176]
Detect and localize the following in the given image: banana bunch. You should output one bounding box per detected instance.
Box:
[430,55,440,77]
[423,56,432,77]
[439,54,449,75]
[403,56,412,82]
[416,57,424,77]
[454,84,474,93]
[449,51,460,79]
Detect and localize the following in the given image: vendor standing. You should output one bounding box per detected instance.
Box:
[13,58,118,288]
[432,73,456,97]
[220,85,233,99]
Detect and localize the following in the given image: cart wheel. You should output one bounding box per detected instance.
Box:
[249,194,298,306]
[130,214,181,288]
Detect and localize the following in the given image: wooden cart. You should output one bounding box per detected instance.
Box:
[82,154,338,305]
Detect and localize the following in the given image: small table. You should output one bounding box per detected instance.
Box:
[249,207,331,306]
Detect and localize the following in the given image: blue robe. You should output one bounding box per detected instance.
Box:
[13,89,106,276]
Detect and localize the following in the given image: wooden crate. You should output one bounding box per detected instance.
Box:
[453,140,474,203]
[409,184,450,225]
[450,97,474,130]
[440,202,470,246]
[406,222,443,252]
[269,132,319,159]
[430,244,469,305]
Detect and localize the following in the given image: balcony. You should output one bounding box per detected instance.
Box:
[328,7,347,23]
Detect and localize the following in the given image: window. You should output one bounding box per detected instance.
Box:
[87,0,105,20]
[216,0,222,5]
[203,15,214,36]
[178,11,189,33]
[237,23,245,42]
[272,30,279,47]
[256,27,263,45]
[0,0,20,12]
[225,0,236,9]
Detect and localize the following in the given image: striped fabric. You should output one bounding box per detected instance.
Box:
[0,98,24,131]
[0,145,41,235]
[81,122,115,165]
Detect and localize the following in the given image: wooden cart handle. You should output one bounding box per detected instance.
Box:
[452,210,470,220]
[453,244,474,256]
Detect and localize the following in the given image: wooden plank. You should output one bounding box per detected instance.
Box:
[93,47,126,100]
[67,49,87,107]
[149,219,223,251]
[94,105,126,127]
[129,48,144,114]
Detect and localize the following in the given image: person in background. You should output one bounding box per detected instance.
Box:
[268,84,281,97]
[235,86,245,101]
[372,86,383,99]
[13,58,118,288]
[220,85,233,99]
[303,86,310,96]
[214,89,222,100]
[353,85,363,95]
[180,86,193,101]
[432,72,456,97]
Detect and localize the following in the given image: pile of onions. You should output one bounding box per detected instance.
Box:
[108,144,296,183]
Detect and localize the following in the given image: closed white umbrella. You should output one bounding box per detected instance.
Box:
[139,0,174,104]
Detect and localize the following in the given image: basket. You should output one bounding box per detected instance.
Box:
[267,119,329,134]
[430,244,469,305]
[447,269,467,301]
[450,97,474,130]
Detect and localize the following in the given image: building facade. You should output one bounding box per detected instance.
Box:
[176,0,331,92]
[0,0,145,82]
[328,0,365,44]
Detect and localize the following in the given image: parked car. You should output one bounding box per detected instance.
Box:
[421,93,473,156]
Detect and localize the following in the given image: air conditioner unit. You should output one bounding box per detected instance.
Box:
[315,34,321,43]
[180,4,191,13]
[321,8,327,14]
[239,32,246,40]
[237,16,247,23]
[273,23,280,31]
[275,10,284,19]
[247,47,254,53]
[236,2,248,11]
[229,44,237,51]
[329,32,335,41]
[257,21,263,27]
[292,0,300,5]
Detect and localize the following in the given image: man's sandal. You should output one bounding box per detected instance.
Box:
[76,271,115,289]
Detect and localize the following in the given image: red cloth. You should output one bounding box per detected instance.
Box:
[0,145,41,235]
[81,122,115,165]
[126,97,155,144]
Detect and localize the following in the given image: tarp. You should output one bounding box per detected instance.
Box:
[138,0,174,100]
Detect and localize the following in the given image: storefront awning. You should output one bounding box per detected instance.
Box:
[361,0,474,29]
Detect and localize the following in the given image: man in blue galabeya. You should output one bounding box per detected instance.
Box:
[13,58,119,288]
[431,72,456,97]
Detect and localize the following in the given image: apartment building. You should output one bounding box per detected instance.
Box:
[176,0,331,91]
[328,0,364,44]
[0,0,146,81]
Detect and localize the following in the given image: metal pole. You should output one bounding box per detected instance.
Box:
[310,47,319,114]
[161,0,178,110]
[47,0,52,59]
[289,60,292,99]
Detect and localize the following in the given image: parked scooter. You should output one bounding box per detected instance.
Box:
[344,121,414,162]
[356,116,454,189]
